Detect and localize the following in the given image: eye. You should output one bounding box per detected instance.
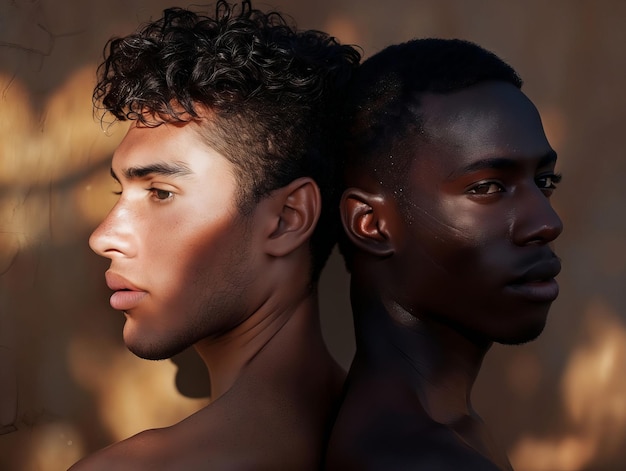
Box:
[149,188,174,201]
[466,181,504,195]
[536,173,562,196]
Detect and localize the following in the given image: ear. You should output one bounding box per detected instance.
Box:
[340,188,395,257]
[264,177,321,257]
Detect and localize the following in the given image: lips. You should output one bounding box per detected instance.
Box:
[506,255,562,302]
[105,271,147,311]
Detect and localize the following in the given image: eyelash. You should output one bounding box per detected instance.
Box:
[536,173,562,192]
[466,173,563,197]
[466,181,504,195]
[148,188,174,202]
[110,188,174,201]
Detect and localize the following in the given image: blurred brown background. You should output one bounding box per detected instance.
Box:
[0,1,624,470]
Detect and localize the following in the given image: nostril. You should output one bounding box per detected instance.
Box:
[88,223,135,259]
[512,193,563,246]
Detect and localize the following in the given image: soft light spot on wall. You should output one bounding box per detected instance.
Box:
[0,67,127,252]
[509,298,626,470]
[67,335,209,442]
[537,104,567,155]
[41,65,126,182]
[0,187,48,266]
[323,15,361,47]
[562,299,626,452]
[509,435,595,471]
[74,167,120,230]
[0,74,36,186]
[22,422,84,471]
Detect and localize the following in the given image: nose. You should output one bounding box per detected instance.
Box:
[511,188,563,246]
[89,202,137,259]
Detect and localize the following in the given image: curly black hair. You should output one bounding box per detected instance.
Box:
[94,1,361,280]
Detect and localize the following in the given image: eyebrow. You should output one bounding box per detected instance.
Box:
[110,161,193,182]
[451,150,558,177]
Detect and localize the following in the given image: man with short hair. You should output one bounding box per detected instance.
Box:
[325,38,563,470]
[70,3,359,469]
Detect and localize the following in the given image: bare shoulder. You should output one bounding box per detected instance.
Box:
[326,416,500,471]
[68,418,272,471]
[70,386,324,470]
[326,373,499,471]
[68,339,342,471]
[62,403,227,469]
[68,428,174,471]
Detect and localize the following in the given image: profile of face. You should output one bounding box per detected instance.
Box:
[384,81,563,344]
[89,121,261,360]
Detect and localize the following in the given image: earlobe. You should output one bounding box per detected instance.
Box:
[341,188,395,257]
[265,177,321,257]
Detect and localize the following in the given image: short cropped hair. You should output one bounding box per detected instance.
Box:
[94,1,361,280]
[339,38,522,269]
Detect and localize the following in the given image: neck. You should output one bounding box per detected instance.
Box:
[352,282,491,424]
[193,285,324,399]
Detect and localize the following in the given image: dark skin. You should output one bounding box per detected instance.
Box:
[70,121,344,470]
[326,81,563,470]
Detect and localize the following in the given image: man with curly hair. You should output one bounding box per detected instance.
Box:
[71,2,359,469]
[325,39,563,470]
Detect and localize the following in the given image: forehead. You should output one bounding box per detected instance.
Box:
[415,81,553,171]
[112,121,234,178]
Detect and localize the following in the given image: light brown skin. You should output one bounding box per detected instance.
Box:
[325,82,563,470]
[70,121,344,470]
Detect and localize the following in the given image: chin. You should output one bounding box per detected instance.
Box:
[127,344,173,361]
[495,319,547,346]
[124,329,191,361]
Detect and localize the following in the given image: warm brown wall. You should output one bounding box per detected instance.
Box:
[1,1,624,470]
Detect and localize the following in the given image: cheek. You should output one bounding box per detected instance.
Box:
[146,209,244,294]
[405,199,480,252]
[404,198,508,282]
[438,198,511,251]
